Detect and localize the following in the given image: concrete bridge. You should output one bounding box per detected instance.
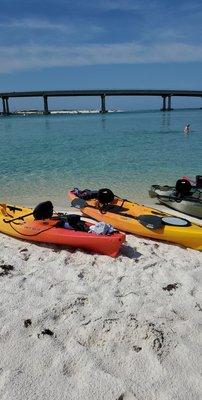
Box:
[0,89,202,115]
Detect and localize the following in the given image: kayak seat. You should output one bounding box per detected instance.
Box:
[97,188,114,204]
[33,201,54,220]
[175,179,192,197]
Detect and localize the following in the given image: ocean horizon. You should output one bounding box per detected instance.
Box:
[0,108,201,210]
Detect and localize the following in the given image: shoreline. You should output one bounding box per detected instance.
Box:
[0,107,200,117]
[0,109,121,116]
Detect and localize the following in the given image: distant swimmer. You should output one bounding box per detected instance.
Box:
[184,123,190,134]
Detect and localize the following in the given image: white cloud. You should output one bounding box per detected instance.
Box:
[0,42,202,73]
[92,0,157,11]
[0,17,105,41]
[0,18,75,33]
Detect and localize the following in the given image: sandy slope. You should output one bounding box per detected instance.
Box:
[0,229,201,400]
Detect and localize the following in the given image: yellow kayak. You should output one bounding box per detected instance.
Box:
[68,189,202,251]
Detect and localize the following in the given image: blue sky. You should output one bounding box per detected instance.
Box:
[0,0,202,110]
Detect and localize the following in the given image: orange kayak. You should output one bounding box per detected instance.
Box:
[0,203,125,257]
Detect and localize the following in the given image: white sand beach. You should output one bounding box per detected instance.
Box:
[0,209,201,400]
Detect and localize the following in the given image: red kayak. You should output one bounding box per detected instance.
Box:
[0,202,125,257]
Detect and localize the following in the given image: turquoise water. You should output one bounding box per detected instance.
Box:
[0,109,201,208]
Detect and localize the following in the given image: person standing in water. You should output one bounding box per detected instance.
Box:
[184,123,190,134]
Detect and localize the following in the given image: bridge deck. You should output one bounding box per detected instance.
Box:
[1,89,202,114]
[1,89,202,98]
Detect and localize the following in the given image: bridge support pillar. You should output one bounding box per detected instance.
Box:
[161,96,166,111]
[6,98,10,114]
[2,97,6,114]
[2,97,10,115]
[167,95,172,111]
[43,95,50,114]
[161,95,173,111]
[100,94,107,113]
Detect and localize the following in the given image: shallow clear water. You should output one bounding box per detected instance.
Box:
[0,109,201,208]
